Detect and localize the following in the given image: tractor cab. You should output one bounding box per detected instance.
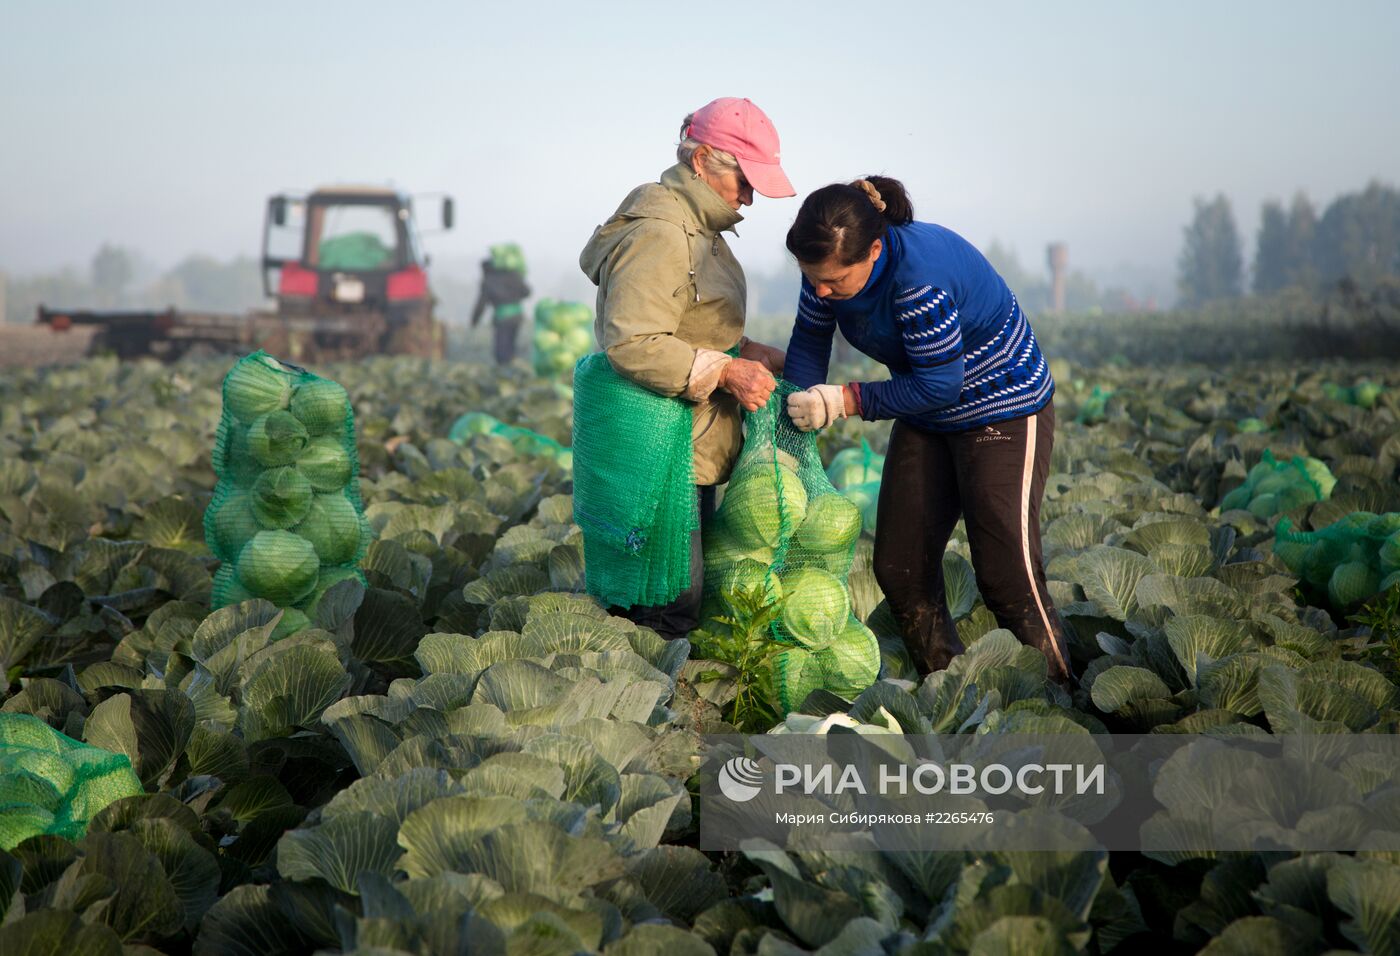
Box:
[261,186,453,315]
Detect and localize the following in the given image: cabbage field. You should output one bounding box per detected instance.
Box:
[3,349,1400,954]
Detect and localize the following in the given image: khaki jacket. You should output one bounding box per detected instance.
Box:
[579,163,747,485]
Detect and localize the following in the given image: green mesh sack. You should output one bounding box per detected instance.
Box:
[1075,385,1114,424]
[533,300,594,378]
[319,232,395,271]
[204,352,371,623]
[490,242,527,273]
[572,352,697,609]
[704,383,879,714]
[825,437,884,490]
[1275,512,1399,609]
[1220,449,1335,516]
[825,439,884,535]
[1323,381,1385,409]
[0,714,143,849]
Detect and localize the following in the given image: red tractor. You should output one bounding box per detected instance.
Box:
[261,185,455,360]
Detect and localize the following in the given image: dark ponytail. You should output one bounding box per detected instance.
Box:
[785,175,914,266]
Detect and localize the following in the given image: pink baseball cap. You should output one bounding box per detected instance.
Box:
[685,97,795,199]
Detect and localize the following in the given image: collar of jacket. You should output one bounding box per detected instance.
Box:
[659,162,743,236]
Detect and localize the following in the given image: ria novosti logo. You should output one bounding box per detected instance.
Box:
[718,756,765,803]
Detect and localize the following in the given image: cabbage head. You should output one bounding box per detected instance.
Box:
[779,566,850,646]
[545,302,591,334]
[223,354,292,423]
[271,608,311,641]
[1381,531,1400,573]
[252,466,314,529]
[703,528,775,576]
[1275,483,1318,513]
[1354,381,1384,409]
[1252,471,1290,498]
[290,378,349,436]
[1302,537,1351,588]
[825,445,883,490]
[562,326,593,355]
[294,492,367,565]
[815,618,881,699]
[236,530,319,606]
[1299,457,1337,497]
[297,436,353,492]
[793,494,863,559]
[841,482,880,535]
[209,491,260,561]
[718,558,782,609]
[774,645,821,714]
[216,424,262,487]
[1329,561,1380,609]
[248,410,309,467]
[1247,493,1278,518]
[722,463,807,550]
[1366,514,1400,538]
[1219,484,1252,512]
[1273,538,1310,573]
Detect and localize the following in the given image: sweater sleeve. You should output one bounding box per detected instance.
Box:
[857,285,965,421]
[782,280,836,389]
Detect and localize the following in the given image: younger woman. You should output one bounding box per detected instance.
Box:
[782,177,1075,684]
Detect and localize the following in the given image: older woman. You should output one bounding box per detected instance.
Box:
[576,97,792,638]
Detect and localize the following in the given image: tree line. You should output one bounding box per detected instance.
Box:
[1177,181,1400,307]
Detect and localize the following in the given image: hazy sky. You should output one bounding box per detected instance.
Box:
[2,0,1397,298]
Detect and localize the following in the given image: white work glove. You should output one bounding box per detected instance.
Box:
[786,384,847,432]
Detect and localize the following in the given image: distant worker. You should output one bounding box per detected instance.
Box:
[470,243,531,365]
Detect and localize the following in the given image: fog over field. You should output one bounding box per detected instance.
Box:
[2,0,1397,317]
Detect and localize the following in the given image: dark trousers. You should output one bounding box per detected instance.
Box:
[614,486,717,640]
[493,316,522,365]
[873,403,1075,683]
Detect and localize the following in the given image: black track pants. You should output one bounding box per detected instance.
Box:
[872,403,1075,683]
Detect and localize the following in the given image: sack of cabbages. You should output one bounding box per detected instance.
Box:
[204,351,371,634]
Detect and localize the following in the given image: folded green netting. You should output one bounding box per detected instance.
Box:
[1220,448,1335,518]
[701,383,880,714]
[204,352,370,627]
[0,714,143,849]
[1275,512,1400,609]
[449,411,572,467]
[572,352,696,609]
[1075,384,1115,424]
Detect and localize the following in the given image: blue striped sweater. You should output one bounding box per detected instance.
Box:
[784,221,1054,432]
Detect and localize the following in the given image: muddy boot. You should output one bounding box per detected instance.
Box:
[898,605,966,677]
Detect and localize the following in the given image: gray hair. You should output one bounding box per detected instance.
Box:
[676,113,740,175]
